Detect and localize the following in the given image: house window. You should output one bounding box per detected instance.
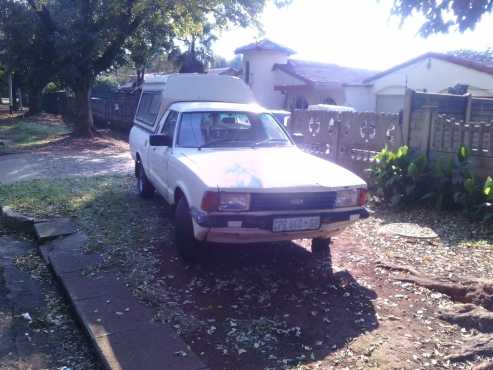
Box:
[245,61,250,84]
[323,97,336,105]
[295,96,308,109]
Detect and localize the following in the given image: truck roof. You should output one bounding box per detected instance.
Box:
[169,101,267,113]
[141,74,257,114]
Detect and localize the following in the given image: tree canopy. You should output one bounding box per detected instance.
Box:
[448,48,493,66]
[392,0,493,36]
[1,0,288,136]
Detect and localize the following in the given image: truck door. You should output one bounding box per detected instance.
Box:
[148,110,178,201]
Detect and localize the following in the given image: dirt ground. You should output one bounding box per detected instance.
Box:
[128,202,493,370]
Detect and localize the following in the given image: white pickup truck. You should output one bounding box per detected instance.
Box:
[129,74,368,262]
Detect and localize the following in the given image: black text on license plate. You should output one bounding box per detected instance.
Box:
[272,216,320,232]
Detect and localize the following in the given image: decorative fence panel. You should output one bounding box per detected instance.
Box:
[288,110,402,176]
[425,115,493,177]
[407,90,493,178]
[289,90,493,178]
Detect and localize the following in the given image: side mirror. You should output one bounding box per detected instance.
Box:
[149,134,172,147]
[291,132,305,145]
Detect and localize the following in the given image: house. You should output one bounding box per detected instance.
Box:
[345,52,493,113]
[206,67,240,77]
[234,39,493,113]
[234,39,374,110]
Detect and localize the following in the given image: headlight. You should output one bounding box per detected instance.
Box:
[218,192,250,211]
[335,189,359,208]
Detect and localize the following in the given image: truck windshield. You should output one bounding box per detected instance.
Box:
[176,111,292,148]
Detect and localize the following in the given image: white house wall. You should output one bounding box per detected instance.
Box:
[241,50,289,109]
[345,56,493,112]
[372,57,493,95]
[345,85,375,112]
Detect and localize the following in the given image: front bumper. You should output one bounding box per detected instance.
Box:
[190,207,369,243]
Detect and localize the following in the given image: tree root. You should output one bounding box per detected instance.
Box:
[375,261,419,276]
[378,260,493,366]
[377,260,493,310]
[446,334,493,362]
[439,304,493,333]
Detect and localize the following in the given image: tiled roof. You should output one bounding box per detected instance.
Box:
[364,52,493,82]
[235,39,296,55]
[273,59,376,85]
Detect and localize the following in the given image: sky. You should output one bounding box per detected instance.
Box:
[212,0,493,72]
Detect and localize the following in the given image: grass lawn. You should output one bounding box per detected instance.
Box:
[0,116,70,153]
[0,175,168,268]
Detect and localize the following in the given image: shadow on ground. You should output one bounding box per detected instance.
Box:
[153,235,379,370]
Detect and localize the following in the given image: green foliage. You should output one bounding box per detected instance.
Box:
[392,0,493,36]
[370,145,430,206]
[92,76,119,98]
[370,144,493,223]
[44,82,64,93]
[448,48,493,65]
[424,144,472,210]
[485,177,493,201]
[482,177,493,222]
[2,0,287,135]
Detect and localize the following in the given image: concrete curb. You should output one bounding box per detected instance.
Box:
[39,233,208,370]
[1,208,207,369]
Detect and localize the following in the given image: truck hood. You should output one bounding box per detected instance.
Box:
[178,147,366,191]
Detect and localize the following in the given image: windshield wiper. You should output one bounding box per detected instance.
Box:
[252,138,290,147]
[198,138,248,149]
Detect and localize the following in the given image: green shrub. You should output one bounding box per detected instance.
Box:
[369,145,430,206]
[370,145,492,223]
[481,176,493,222]
[424,145,474,210]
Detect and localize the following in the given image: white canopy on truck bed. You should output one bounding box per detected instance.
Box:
[141,73,257,113]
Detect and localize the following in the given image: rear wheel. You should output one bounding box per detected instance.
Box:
[136,161,154,198]
[175,197,199,262]
[311,237,333,275]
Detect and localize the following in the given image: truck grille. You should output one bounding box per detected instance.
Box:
[250,192,337,211]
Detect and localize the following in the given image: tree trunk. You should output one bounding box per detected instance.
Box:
[27,87,43,116]
[73,77,95,137]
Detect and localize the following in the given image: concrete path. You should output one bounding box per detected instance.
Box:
[0,236,98,369]
[0,149,133,184]
[40,233,207,370]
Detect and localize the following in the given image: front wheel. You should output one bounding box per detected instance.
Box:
[175,197,199,262]
[311,237,333,275]
[136,161,154,198]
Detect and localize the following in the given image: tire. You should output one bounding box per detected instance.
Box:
[311,237,333,275]
[174,197,199,262]
[136,161,154,198]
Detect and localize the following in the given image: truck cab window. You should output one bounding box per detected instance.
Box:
[161,110,178,140]
[136,92,161,126]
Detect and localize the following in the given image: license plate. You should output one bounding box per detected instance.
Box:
[272,216,321,232]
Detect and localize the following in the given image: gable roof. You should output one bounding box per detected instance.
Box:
[273,59,376,86]
[235,39,296,55]
[364,52,493,83]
